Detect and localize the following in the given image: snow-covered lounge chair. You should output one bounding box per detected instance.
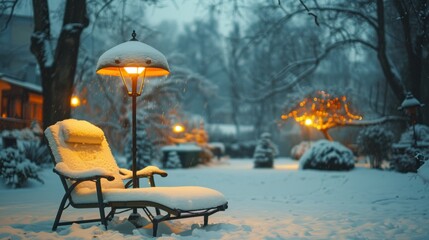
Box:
[44,119,228,236]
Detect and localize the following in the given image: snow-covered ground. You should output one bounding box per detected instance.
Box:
[1,158,428,240]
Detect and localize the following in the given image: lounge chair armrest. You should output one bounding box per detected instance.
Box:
[119,166,168,179]
[54,162,115,181]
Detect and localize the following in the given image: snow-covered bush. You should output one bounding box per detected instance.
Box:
[390,124,429,173]
[22,141,52,167]
[0,147,44,188]
[300,140,355,171]
[253,133,278,168]
[357,126,394,169]
[1,128,38,141]
[399,124,429,144]
[164,151,182,169]
[291,141,312,160]
[391,147,429,173]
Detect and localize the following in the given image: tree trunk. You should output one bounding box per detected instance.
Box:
[376,0,406,102]
[393,0,428,124]
[31,0,88,130]
[321,129,333,141]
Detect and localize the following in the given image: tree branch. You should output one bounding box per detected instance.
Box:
[0,0,18,32]
[245,39,377,103]
[341,116,407,127]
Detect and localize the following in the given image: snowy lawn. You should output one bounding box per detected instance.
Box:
[1,158,428,239]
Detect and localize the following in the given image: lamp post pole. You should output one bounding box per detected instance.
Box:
[131,75,139,189]
[131,75,139,216]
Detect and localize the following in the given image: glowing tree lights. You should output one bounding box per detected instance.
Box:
[281,91,362,141]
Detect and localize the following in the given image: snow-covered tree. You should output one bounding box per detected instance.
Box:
[357,126,394,169]
[164,151,182,169]
[300,140,355,171]
[253,132,278,168]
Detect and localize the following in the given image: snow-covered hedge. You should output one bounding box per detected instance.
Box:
[0,148,44,188]
[299,140,355,171]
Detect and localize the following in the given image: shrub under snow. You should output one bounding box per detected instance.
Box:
[0,147,44,188]
[399,124,429,144]
[390,124,429,173]
[357,126,394,169]
[291,141,312,160]
[300,140,355,171]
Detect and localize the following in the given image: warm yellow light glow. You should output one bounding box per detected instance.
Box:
[304,118,313,126]
[70,96,80,107]
[173,124,185,133]
[281,91,362,131]
[124,67,145,75]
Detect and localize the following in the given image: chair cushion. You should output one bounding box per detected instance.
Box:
[60,119,104,144]
[71,186,227,211]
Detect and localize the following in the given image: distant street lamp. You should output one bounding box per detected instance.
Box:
[96,30,169,221]
[70,96,81,107]
[172,123,185,133]
[398,92,424,146]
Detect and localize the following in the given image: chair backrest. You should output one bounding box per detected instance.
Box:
[45,119,125,194]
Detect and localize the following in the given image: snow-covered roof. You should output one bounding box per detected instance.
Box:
[0,73,42,93]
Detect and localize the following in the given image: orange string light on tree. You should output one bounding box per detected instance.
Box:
[281,91,362,141]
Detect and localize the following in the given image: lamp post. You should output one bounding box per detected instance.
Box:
[398,92,424,146]
[96,31,169,219]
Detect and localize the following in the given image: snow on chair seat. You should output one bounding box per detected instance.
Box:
[45,119,228,237]
[67,186,227,210]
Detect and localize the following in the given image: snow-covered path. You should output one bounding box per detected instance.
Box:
[1,158,428,239]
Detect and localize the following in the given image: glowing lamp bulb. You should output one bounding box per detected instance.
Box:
[70,96,80,107]
[304,118,313,126]
[173,124,185,133]
[124,67,145,75]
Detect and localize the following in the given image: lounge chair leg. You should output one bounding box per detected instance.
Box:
[204,215,209,226]
[52,194,69,231]
[95,179,107,230]
[153,221,158,237]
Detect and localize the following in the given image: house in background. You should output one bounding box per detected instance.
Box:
[0,14,43,130]
[0,73,43,130]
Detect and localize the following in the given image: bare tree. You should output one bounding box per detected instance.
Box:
[31,0,89,129]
